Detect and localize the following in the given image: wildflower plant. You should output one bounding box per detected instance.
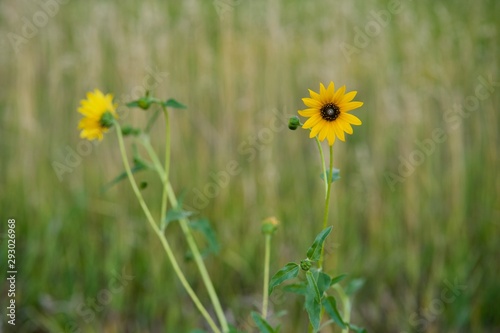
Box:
[77,81,366,332]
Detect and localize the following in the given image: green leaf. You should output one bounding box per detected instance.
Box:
[282,282,307,295]
[269,263,300,295]
[305,286,321,332]
[316,271,332,295]
[322,296,347,329]
[348,324,367,333]
[306,226,333,261]
[164,208,193,227]
[189,218,220,255]
[306,271,321,303]
[102,163,148,192]
[330,274,348,286]
[320,168,341,183]
[345,278,365,296]
[163,98,187,109]
[251,312,275,333]
[189,330,207,333]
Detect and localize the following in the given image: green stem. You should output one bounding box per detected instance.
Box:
[262,234,271,319]
[115,124,221,333]
[318,145,334,270]
[333,284,351,332]
[159,106,171,226]
[140,139,229,333]
[315,137,328,198]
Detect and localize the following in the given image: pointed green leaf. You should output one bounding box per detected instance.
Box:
[163,98,187,109]
[348,324,367,333]
[189,218,220,255]
[345,278,365,296]
[251,312,275,333]
[165,208,193,224]
[306,271,321,303]
[102,163,148,192]
[282,282,307,295]
[316,271,332,295]
[320,168,341,183]
[322,296,347,329]
[269,263,299,295]
[306,226,333,261]
[330,274,348,286]
[305,286,321,332]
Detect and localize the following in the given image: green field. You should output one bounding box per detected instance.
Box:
[1,0,499,332]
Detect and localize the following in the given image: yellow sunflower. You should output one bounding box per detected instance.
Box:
[298,82,363,145]
[78,89,118,141]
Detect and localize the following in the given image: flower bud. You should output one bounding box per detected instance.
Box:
[288,116,301,130]
[300,259,312,271]
[138,97,153,110]
[100,111,115,128]
[261,216,279,235]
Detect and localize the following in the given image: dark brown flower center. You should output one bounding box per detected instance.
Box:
[320,103,340,121]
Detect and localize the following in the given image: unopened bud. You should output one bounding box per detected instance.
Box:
[288,116,301,130]
[261,216,279,235]
[300,259,312,271]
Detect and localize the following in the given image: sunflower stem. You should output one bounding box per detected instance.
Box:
[114,123,221,333]
[159,106,170,227]
[262,233,272,319]
[318,144,333,270]
[140,139,229,333]
[315,137,328,199]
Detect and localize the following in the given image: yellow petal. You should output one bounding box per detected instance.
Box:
[298,108,320,117]
[309,121,325,138]
[338,119,353,134]
[340,91,357,104]
[318,123,330,141]
[302,97,323,108]
[333,121,345,141]
[324,82,334,103]
[339,101,363,112]
[308,89,320,100]
[339,112,362,125]
[327,123,336,145]
[333,85,346,103]
[303,114,322,129]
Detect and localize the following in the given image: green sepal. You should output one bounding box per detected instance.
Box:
[163,98,187,109]
[269,262,300,295]
[306,226,333,261]
[320,168,341,183]
[322,296,347,329]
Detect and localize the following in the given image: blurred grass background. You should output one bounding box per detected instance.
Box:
[0,0,499,332]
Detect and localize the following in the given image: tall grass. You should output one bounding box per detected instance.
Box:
[1,0,498,332]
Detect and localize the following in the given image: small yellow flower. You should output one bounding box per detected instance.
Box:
[78,89,118,141]
[298,82,363,145]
